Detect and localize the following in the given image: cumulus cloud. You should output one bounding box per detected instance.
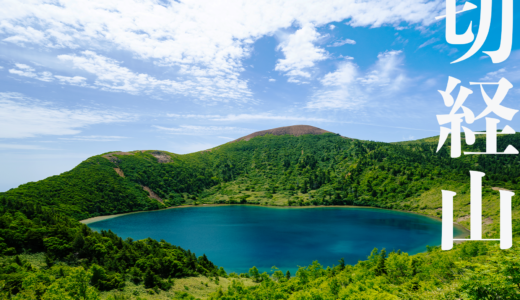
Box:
[477,51,520,82]
[307,50,408,109]
[320,62,358,86]
[358,50,406,89]
[57,51,251,101]
[54,75,88,86]
[0,0,443,100]
[58,51,185,95]
[9,63,90,86]
[9,63,54,82]
[480,68,508,82]
[328,39,356,47]
[275,24,328,82]
[0,1,443,57]
[0,92,133,138]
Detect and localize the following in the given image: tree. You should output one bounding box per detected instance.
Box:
[24,267,100,300]
[329,277,340,296]
[249,266,260,282]
[144,268,156,289]
[272,270,285,282]
[386,252,413,284]
[375,248,387,276]
[338,258,345,270]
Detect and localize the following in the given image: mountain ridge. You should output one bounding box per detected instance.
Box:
[229,125,339,142]
[2,129,519,236]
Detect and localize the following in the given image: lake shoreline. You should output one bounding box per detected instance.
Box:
[79,204,470,239]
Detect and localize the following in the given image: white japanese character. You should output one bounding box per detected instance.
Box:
[437,0,513,64]
[436,76,475,158]
[436,77,518,157]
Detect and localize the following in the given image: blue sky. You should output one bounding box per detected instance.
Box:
[1,0,520,191]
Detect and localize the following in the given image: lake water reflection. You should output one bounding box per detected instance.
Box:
[87,206,465,274]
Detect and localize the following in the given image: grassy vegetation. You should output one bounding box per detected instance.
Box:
[96,276,257,299]
[3,242,520,299]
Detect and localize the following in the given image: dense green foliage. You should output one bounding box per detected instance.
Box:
[207,241,520,299]
[3,132,520,227]
[1,131,520,298]
[0,157,159,220]
[0,198,222,298]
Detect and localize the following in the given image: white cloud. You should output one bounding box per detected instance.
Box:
[58,51,186,95]
[153,125,249,135]
[38,71,54,82]
[275,24,328,82]
[418,37,439,49]
[480,68,508,81]
[269,78,276,82]
[15,64,34,71]
[57,51,251,101]
[0,92,133,138]
[58,135,128,142]
[339,55,354,60]
[9,63,86,85]
[0,66,4,69]
[477,51,520,82]
[358,50,406,89]
[307,83,365,110]
[328,39,356,47]
[329,25,336,30]
[320,62,357,86]
[9,63,54,82]
[308,50,408,109]
[433,44,458,56]
[0,0,443,100]
[54,75,88,86]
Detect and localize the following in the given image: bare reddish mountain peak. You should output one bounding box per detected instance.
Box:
[232,125,333,142]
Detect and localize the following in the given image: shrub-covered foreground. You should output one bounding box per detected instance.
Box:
[206,241,520,300]
[1,240,519,299]
[0,200,223,299]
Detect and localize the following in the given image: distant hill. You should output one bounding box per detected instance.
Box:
[230,125,336,142]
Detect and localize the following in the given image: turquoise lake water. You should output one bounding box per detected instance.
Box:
[87,206,465,274]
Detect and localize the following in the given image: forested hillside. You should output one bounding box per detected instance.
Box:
[3,125,520,234]
[1,125,520,299]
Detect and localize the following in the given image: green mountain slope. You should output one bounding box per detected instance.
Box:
[3,125,520,235]
[2,125,520,299]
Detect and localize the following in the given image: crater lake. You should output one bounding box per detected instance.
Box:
[86,206,466,274]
